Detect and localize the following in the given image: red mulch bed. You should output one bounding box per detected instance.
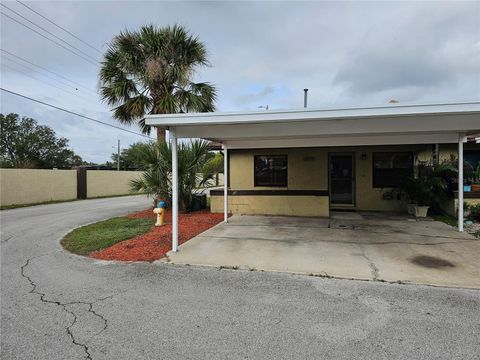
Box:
[90,208,224,262]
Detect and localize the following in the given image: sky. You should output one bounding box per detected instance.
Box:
[1,0,479,163]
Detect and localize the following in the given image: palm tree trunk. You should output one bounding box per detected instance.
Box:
[156,127,166,143]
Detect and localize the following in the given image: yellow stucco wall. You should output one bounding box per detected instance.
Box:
[441,198,480,218]
[230,148,328,190]
[0,169,77,206]
[225,145,437,214]
[355,146,432,211]
[211,194,329,217]
[86,170,143,198]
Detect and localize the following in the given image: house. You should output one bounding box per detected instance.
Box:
[145,101,480,251]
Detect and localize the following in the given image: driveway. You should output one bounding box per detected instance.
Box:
[165,212,480,288]
[2,198,480,359]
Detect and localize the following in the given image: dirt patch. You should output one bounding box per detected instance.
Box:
[90,208,225,262]
[410,255,455,269]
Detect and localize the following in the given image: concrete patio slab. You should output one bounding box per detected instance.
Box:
[162,213,480,288]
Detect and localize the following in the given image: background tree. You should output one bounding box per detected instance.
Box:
[109,142,151,170]
[99,24,216,141]
[0,113,83,169]
[202,152,224,186]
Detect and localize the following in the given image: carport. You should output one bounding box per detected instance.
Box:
[145,101,480,253]
[159,212,480,288]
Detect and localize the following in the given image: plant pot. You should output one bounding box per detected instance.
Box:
[464,185,472,192]
[407,203,415,215]
[414,205,429,218]
[471,184,480,192]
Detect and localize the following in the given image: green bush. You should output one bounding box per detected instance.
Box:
[467,203,480,221]
[129,140,221,212]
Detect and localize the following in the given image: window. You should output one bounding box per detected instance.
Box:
[254,155,287,187]
[373,152,413,188]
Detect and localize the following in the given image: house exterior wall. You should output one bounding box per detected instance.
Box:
[211,143,479,217]
[210,144,447,216]
[211,194,329,217]
[440,196,480,217]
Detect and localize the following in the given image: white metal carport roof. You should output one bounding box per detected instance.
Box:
[145,101,480,148]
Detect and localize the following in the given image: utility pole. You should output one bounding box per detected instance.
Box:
[117,139,120,171]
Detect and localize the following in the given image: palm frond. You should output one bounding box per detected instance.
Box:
[99,24,216,133]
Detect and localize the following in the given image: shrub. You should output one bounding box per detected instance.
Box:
[129,140,221,212]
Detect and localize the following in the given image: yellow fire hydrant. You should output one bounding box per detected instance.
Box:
[153,201,166,226]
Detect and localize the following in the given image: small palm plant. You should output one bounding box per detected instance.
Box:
[130,140,220,212]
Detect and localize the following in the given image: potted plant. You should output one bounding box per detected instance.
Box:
[408,177,432,217]
[398,178,418,215]
[467,203,480,220]
[471,165,480,192]
[400,165,449,218]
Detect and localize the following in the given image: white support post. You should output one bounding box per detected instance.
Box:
[458,136,464,232]
[171,128,179,251]
[223,143,228,223]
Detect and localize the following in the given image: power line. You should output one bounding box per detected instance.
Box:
[1,3,98,63]
[15,0,103,55]
[1,60,97,104]
[0,49,97,95]
[1,88,153,139]
[1,52,96,96]
[2,61,92,102]
[2,56,76,89]
[1,11,98,66]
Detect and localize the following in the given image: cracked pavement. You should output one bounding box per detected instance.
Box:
[2,196,480,359]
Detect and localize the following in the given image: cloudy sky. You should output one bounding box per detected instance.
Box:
[1,0,479,163]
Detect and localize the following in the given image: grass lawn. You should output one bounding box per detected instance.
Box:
[433,215,457,227]
[61,216,153,255]
[433,214,480,238]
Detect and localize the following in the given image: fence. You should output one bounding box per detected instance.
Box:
[0,168,143,207]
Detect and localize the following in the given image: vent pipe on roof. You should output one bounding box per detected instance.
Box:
[304,89,308,108]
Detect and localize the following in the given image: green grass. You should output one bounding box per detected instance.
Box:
[61,216,153,255]
[433,215,458,227]
[1,198,77,210]
[433,214,480,238]
[1,193,146,210]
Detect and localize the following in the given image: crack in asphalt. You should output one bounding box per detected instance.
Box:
[1,234,14,244]
[20,256,112,360]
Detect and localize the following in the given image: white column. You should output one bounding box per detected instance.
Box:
[223,143,228,223]
[171,128,179,251]
[458,135,464,232]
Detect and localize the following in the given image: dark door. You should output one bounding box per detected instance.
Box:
[329,154,354,205]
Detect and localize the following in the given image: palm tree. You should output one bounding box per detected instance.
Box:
[99,25,217,140]
[130,140,220,212]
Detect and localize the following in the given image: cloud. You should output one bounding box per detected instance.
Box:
[334,1,480,100]
[1,1,479,162]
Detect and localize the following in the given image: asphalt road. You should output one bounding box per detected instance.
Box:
[1,196,479,360]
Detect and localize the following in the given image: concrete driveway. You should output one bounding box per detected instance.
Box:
[164,212,480,288]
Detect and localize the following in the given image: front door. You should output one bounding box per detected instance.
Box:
[329,153,355,207]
